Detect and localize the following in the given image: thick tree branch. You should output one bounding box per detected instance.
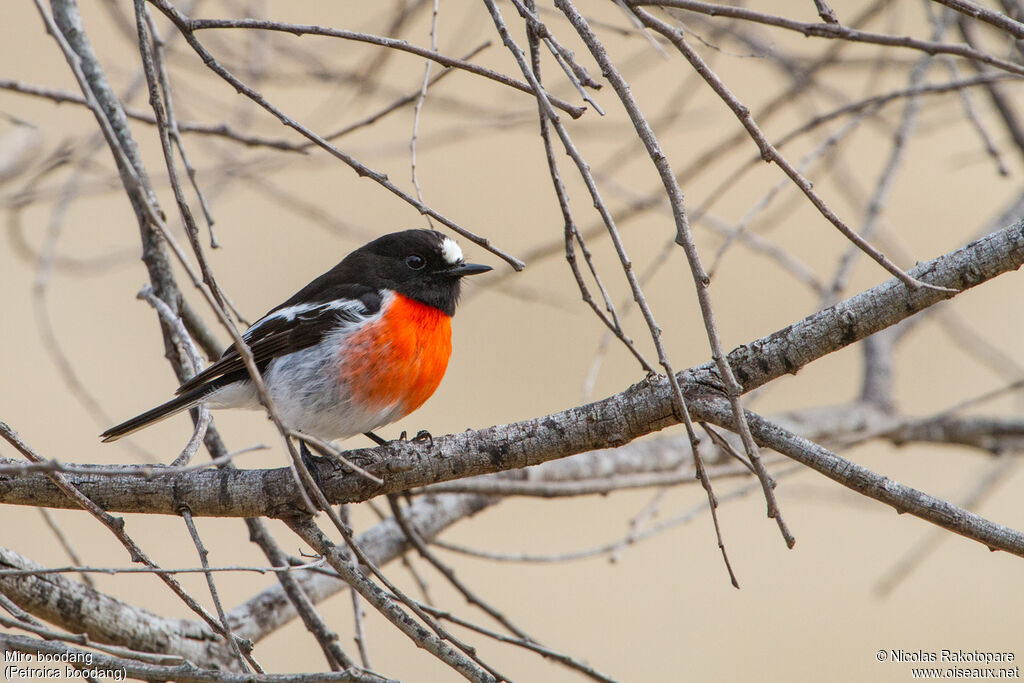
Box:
[2,218,1022,516]
[0,546,232,667]
[0,494,492,668]
[714,404,1024,555]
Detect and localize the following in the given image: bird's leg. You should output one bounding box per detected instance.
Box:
[363,431,388,446]
[364,430,432,446]
[297,439,326,508]
[299,439,319,467]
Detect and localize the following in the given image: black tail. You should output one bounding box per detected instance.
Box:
[100,389,211,443]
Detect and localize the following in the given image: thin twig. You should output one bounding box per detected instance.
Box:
[241,516,356,672]
[874,451,1019,596]
[417,602,621,683]
[184,17,587,119]
[631,0,1024,77]
[144,7,217,244]
[339,505,372,670]
[931,0,1024,38]
[288,430,384,485]
[286,516,500,683]
[408,0,438,229]
[522,0,655,374]
[38,508,94,588]
[180,507,256,672]
[559,0,793,561]
[137,284,210,466]
[0,419,229,644]
[432,472,793,564]
[824,7,944,305]
[633,6,955,296]
[366,498,435,605]
[388,495,532,639]
[146,0,526,271]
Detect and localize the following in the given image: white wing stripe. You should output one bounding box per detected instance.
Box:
[243,299,369,340]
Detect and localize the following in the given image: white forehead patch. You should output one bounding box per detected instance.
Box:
[440,237,463,265]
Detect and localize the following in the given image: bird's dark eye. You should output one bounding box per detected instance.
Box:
[405,254,426,270]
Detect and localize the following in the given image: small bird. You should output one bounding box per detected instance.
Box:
[101,229,491,446]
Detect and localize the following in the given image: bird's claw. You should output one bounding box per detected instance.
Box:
[397,429,433,445]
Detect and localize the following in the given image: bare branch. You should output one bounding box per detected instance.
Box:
[632,0,1024,77]
[3,216,1022,517]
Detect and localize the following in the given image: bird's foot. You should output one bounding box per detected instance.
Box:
[365,430,433,447]
[397,429,433,446]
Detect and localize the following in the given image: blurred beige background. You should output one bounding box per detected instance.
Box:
[3,1,1024,681]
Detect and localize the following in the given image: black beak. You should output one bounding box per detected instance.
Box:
[445,262,492,277]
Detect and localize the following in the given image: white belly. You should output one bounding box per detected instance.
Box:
[205,334,406,441]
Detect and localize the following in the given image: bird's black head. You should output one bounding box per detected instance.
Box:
[345,230,491,316]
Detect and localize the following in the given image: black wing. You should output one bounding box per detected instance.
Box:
[175,289,382,396]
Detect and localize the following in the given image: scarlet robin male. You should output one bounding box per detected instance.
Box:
[101,230,491,447]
